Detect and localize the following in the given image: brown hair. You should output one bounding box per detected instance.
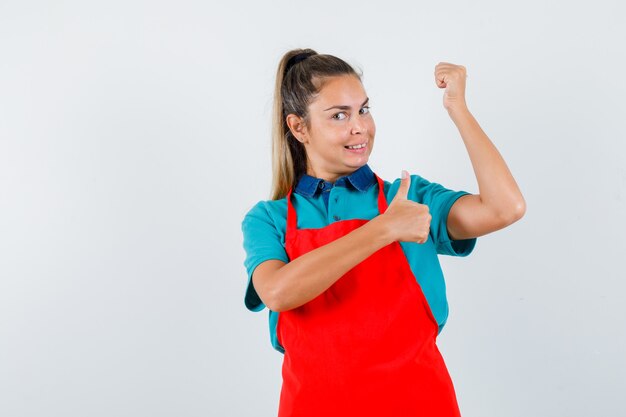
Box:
[270,48,361,200]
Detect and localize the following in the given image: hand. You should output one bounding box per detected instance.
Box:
[435,62,468,112]
[381,170,431,244]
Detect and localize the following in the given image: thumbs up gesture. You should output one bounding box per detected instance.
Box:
[382,170,432,244]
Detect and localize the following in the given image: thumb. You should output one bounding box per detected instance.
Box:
[393,170,411,202]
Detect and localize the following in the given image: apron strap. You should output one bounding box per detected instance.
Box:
[374,174,388,214]
[286,187,297,233]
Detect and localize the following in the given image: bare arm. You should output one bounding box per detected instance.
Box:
[434,63,526,240]
[253,215,392,312]
[446,108,526,240]
[253,172,428,312]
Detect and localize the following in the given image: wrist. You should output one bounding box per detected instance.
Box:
[446,102,469,115]
[447,104,473,125]
[368,215,395,247]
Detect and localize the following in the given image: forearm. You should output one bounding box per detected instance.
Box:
[272,216,392,312]
[448,105,526,218]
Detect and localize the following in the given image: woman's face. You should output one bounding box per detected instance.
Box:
[290,74,376,183]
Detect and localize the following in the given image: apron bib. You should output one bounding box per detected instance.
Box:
[276,174,461,417]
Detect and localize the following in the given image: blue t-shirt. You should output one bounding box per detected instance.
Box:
[241,164,477,353]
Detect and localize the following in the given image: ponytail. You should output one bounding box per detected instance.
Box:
[270,49,360,200]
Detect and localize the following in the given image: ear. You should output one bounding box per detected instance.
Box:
[286,114,308,144]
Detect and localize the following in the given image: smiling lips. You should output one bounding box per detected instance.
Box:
[344,142,367,151]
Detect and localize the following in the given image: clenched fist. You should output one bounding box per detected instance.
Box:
[435,62,468,112]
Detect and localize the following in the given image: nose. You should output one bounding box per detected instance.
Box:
[350,117,365,135]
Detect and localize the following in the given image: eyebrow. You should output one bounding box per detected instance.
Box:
[323,97,369,111]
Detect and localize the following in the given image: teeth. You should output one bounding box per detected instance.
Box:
[346,143,366,149]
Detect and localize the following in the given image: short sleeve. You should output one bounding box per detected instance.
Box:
[241,201,289,312]
[388,174,477,256]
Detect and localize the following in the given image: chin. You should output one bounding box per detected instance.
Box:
[346,159,369,170]
[355,154,371,165]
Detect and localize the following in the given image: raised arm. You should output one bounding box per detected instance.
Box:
[434,62,526,241]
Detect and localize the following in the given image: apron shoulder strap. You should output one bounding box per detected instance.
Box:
[286,187,297,233]
[374,174,388,214]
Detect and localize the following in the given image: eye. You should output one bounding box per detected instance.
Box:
[359,106,371,115]
[332,112,347,120]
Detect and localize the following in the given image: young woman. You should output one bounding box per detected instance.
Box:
[241,48,525,417]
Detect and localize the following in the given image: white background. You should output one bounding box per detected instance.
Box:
[1,1,624,416]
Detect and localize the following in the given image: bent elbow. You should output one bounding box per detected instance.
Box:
[263,287,293,313]
[261,288,283,313]
[499,198,526,226]
[266,299,285,313]
[512,197,527,221]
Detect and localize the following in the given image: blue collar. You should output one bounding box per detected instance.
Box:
[295,164,376,197]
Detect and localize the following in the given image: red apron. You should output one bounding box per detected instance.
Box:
[276,174,461,417]
[276,175,460,417]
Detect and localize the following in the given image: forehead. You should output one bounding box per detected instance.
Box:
[310,75,367,108]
